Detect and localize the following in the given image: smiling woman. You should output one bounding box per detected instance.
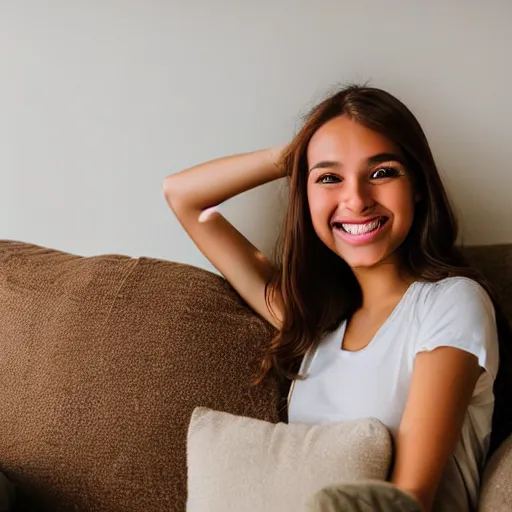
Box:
[163,85,512,512]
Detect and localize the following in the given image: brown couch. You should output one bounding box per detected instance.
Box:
[0,240,510,511]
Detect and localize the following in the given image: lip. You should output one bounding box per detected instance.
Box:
[332,217,389,246]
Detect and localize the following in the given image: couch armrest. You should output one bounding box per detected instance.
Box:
[478,434,512,511]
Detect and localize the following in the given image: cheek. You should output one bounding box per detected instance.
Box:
[388,187,416,232]
[306,189,339,249]
[307,188,332,226]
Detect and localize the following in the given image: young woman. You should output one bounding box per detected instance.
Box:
[163,85,511,511]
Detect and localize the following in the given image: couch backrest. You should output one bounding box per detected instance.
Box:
[0,241,278,511]
[463,244,512,321]
[463,245,512,456]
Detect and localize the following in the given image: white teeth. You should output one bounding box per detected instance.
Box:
[340,218,381,235]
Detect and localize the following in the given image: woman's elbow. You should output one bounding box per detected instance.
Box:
[162,175,183,211]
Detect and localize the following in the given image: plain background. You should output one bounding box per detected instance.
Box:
[2,0,511,272]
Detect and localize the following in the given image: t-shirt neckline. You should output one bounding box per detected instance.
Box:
[335,280,419,356]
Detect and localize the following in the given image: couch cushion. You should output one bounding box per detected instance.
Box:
[0,240,278,511]
[478,433,512,511]
[187,408,392,512]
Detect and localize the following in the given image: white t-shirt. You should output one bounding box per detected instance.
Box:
[287,277,499,512]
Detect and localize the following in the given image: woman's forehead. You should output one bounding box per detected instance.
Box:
[307,116,403,165]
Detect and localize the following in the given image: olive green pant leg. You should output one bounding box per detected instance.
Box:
[307,480,423,512]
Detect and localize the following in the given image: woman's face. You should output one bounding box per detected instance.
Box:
[306,115,416,270]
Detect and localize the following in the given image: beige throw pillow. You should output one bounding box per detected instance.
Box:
[187,407,392,512]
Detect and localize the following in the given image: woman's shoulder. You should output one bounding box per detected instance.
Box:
[410,277,499,381]
[412,276,494,314]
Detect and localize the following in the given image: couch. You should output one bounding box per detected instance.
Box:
[0,240,510,511]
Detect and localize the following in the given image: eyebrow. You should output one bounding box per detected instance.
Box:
[308,152,406,173]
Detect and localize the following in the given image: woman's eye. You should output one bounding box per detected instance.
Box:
[317,174,340,184]
[371,167,401,179]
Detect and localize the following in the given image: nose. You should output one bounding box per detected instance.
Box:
[341,177,375,214]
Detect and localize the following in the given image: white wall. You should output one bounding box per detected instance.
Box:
[2,0,511,272]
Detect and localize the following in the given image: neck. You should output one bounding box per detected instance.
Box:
[352,261,414,311]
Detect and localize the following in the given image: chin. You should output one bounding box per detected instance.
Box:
[345,257,387,270]
[333,244,394,270]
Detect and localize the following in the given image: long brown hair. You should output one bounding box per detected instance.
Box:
[256,84,512,454]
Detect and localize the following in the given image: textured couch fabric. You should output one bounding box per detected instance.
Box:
[0,241,278,511]
[0,240,510,511]
[478,433,512,511]
[463,244,512,321]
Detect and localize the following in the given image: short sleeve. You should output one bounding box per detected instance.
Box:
[415,277,499,381]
